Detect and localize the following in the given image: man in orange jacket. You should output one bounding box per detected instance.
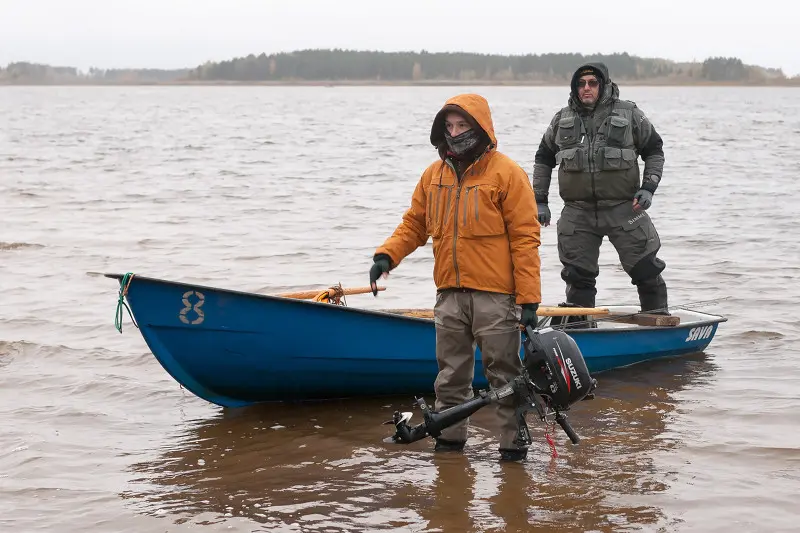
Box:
[369,94,542,461]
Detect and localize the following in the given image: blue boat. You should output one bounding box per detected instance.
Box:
[105,272,726,408]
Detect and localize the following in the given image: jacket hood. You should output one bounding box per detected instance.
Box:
[568,62,618,109]
[430,93,497,152]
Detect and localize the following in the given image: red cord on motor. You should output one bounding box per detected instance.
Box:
[544,422,558,458]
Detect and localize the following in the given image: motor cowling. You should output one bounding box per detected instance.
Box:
[522,326,597,411]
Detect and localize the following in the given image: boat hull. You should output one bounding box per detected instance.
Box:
[113,274,726,407]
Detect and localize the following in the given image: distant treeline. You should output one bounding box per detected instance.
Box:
[188,50,791,84]
[1,50,796,85]
[0,62,189,84]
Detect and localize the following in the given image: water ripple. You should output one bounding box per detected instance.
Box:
[0,85,798,532]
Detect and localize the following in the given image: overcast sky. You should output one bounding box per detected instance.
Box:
[2,0,798,75]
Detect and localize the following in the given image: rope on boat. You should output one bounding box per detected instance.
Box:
[115,272,139,333]
[311,283,348,306]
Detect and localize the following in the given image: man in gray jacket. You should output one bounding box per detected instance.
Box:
[533,62,669,315]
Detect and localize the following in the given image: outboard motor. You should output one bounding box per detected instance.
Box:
[523,326,594,410]
[384,326,598,447]
[520,325,596,443]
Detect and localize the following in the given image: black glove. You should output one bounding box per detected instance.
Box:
[633,189,653,211]
[369,254,391,296]
[520,303,539,328]
[537,203,551,226]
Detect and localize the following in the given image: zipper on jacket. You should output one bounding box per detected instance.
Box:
[453,185,462,286]
[446,158,462,287]
[447,151,489,288]
[583,115,599,225]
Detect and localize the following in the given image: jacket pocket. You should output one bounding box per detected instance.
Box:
[461,184,506,238]
[428,184,453,238]
[606,115,630,147]
[556,215,576,236]
[556,147,587,172]
[600,147,637,170]
[557,116,579,146]
[619,209,657,258]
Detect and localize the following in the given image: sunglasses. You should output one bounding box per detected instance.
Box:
[578,79,599,88]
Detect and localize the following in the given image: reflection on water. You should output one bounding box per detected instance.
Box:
[123,353,718,531]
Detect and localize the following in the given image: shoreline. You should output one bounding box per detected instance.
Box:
[2,79,799,87]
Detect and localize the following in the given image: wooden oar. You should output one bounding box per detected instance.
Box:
[274,285,607,316]
[277,286,385,299]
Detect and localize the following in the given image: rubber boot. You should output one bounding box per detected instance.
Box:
[499,447,528,462]
[637,275,669,315]
[434,438,466,452]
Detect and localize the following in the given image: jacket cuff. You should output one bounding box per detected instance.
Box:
[640,179,658,194]
[373,252,395,269]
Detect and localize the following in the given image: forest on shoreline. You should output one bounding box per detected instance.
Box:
[2,49,797,86]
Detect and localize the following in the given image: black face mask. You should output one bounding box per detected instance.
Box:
[445,129,480,156]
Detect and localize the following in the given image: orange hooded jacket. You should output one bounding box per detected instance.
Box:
[375,94,542,304]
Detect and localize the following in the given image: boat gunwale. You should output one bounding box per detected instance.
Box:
[103,272,727,333]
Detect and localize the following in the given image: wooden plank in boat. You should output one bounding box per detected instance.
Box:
[609,313,681,327]
[381,306,610,319]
